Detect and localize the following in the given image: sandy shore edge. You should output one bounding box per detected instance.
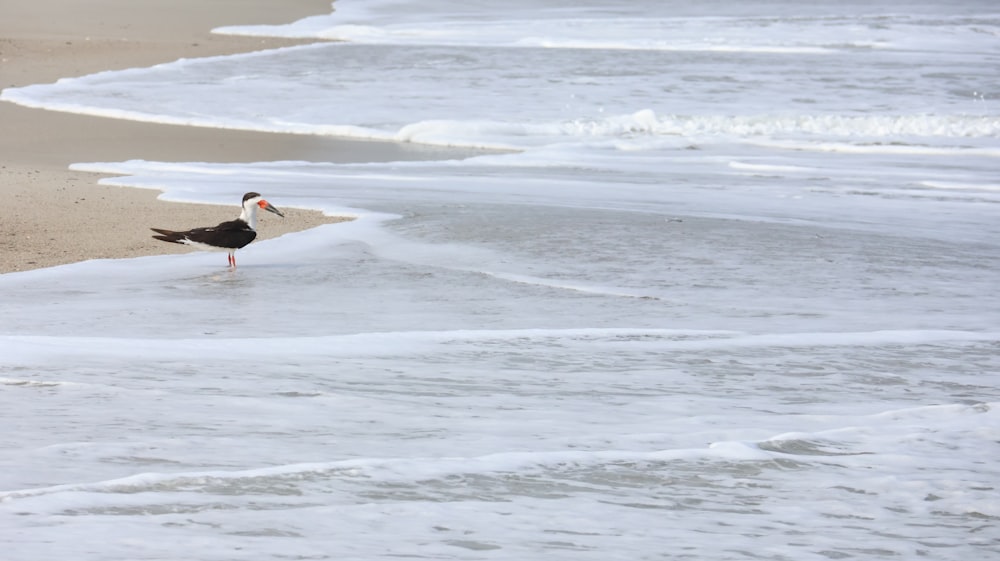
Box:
[0,0,472,273]
[0,0,341,273]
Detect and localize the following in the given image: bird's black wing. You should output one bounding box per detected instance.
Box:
[190,220,258,249]
[151,220,257,249]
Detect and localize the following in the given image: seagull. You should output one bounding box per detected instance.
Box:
[151,192,284,268]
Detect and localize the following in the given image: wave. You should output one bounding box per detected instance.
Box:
[919,180,1000,192]
[214,9,1000,55]
[360,110,1000,151]
[3,329,996,364]
[0,446,764,503]
[2,100,993,152]
[728,161,819,174]
[392,111,1000,151]
[4,402,994,507]
[221,22,842,54]
[753,138,1000,157]
[567,110,1000,139]
[0,378,65,388]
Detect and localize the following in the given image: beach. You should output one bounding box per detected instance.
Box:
[1,0,361,273]
[2,2,998,559]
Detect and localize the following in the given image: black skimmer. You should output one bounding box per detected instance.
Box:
[151,192,284,268]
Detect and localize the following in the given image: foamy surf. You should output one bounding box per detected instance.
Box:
[3,1,999,559]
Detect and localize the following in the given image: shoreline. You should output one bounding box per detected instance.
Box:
[0,0,477,274]
[0,0,338,273]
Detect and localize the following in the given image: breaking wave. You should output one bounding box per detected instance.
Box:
[395,109,1000,150]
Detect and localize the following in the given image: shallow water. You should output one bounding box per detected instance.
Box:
[2,0,999,559]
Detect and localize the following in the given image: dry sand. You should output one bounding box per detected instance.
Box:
[0,0,467,273]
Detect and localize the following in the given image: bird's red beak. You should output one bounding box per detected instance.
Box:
[258,199,285,217]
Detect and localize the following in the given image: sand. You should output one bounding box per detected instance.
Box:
[0,0,469,273]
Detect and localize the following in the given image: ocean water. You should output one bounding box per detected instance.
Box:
[2,1,1000,559]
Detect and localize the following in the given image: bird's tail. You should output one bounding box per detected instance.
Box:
[151,228,186,244]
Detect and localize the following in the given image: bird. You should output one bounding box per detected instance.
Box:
[151,192,284,268]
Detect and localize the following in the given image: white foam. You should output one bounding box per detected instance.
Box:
[728,161,820,174]
[754,139,1000,157]
[8,60,997,151]
[920,180,1000,192]
[216,3,999,57]
[3,329,994,365]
